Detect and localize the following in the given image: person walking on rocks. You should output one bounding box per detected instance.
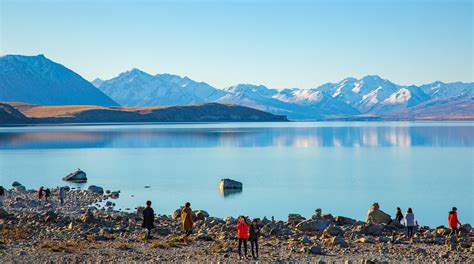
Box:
[0,186,5,208]
[142,200,154,239]
[44,188,51,201]
[395,207,403,223]
[249,218,260,260]
[237,216,249,260]
[181,202,194,243]
[58,187,66,205]
[448,207,462,235]
[405,208,415,239]
[38,186,44,200]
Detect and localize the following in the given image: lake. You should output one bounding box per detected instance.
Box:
[0,122,472,227]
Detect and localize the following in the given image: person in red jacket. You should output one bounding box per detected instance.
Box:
[38,186,44,200]
[236,216,249,259]
[448,207,462,235]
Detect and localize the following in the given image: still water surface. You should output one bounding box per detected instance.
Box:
[0,122,472,226]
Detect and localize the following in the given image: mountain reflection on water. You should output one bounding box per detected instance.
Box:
[0,123,473,149]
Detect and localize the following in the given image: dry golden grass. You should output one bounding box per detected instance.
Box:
[40,242,76,253]
[2,101,231,119]
[21,105,109,118]
[0,226,30,241]
[116,243,133,250]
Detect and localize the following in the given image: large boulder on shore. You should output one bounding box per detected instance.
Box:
[173,207,184,219]
[334,216,357,225]
[11,181,22,187]
[288,214,306,225]
[295,218,330,232]
[366,202,391,224]
[63,169,87,183]
[219,179,242,190]
[194,210,209,221]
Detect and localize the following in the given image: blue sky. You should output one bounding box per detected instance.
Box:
[1,0,472,89]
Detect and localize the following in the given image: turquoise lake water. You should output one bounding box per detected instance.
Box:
[0,122,472,227]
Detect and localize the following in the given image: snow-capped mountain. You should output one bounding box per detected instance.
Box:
[0,55,118,106]
[157,73,226,101]
[96,70,226,107]
[314,75,401,112]
[216,84,322,119]
[419,81,474,99]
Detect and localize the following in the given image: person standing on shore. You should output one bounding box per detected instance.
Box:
[58,187,66,205]
[448,207,462,235]
[142,200,154,239]
[237,216,249,260]
[395,207,403,223]
[249,218,260,260]
[405,208,415,239]
[0,186,5,208]
[44,188,51,201]
[38,186,44,200]
[181,202,194,243]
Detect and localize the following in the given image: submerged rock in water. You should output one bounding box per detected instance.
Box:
[219,179,242,190]
[63,169,87,183]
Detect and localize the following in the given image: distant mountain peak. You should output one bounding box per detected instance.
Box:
[0,54,118,106]
[91,78,104,88]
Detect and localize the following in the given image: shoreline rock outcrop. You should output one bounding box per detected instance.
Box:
[0,186,471,263]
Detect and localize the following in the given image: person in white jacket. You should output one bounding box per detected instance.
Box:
[405,208,415,238]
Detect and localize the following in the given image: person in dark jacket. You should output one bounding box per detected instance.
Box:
[142,200,154,239]
[249,218,260,260]
[44,188,51,201]
[395,207,403,223]
[0,186,5,207]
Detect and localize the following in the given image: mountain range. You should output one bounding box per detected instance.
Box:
[1,54,473,120]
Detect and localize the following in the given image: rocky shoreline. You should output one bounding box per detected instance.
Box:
[0,185,472,263]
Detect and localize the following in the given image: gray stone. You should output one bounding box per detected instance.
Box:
[218,178,242,189]
[310,245,323,254]
[63,169,87,183]
[366,202,391,224]
[296,218,330,232]
[323,225,343,237]
[155,227,172,236]
[14,186,26,193]
[11,181,22,187]
[87,185,104,194]
[0,208,11,219]
[288,214,306,225]
[110,191,119,199]
[331,236,348,247]
[301,236,312,244]
[194,210,209,221]
[173,207,183,220]
[334,216,357,225]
